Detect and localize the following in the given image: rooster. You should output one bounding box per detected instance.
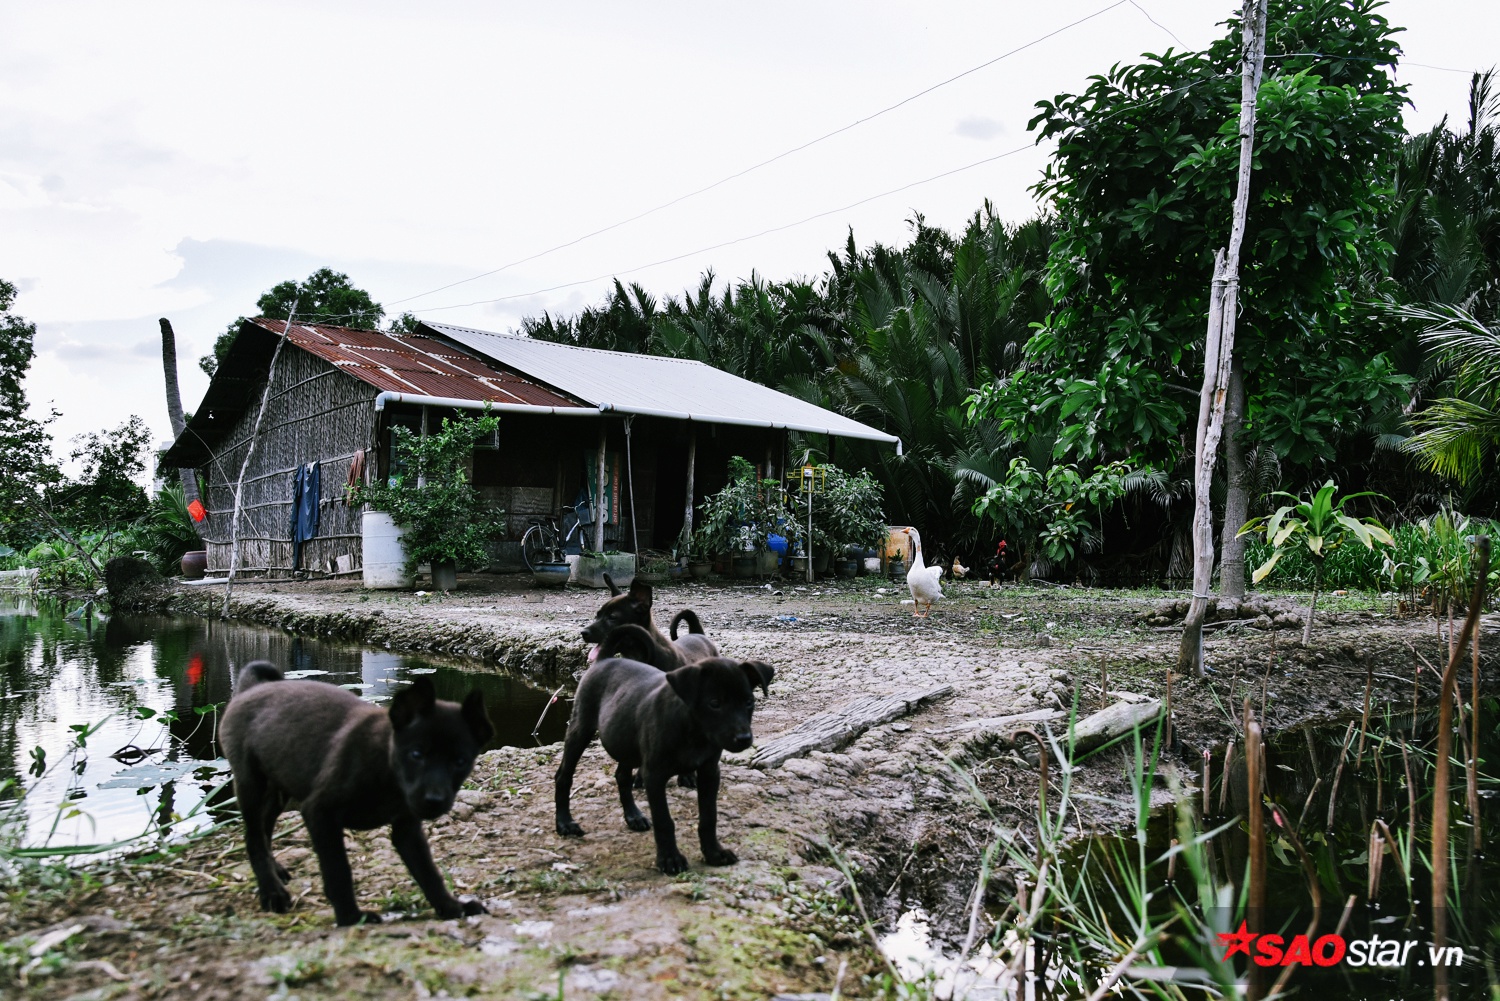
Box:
[987,540,1012,588]
[901,527,944,617]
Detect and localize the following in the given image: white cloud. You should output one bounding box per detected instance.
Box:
[2,0,1496,456]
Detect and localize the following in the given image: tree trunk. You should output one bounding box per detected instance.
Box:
[1219,360,1250,599]
[1177,0,1268,678]
[1302,567,1320,646]
[1167,518,1193,583]
[158,318,201,507]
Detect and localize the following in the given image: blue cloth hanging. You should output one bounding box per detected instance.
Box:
[288,461,321,568]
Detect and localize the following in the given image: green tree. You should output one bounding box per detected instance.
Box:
[0,279,61,552]
[968,0,1411,588]
[199,268,384,376]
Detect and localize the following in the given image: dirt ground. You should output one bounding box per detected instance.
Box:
[5,574,1496,1000]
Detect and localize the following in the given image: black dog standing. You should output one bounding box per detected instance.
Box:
[554,655,773,874]
[220,662,493,925]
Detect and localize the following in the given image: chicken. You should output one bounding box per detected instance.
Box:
[901,527,944,618]
[951,556,969,579]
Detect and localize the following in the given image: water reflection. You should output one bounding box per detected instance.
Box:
[0,594,568,851]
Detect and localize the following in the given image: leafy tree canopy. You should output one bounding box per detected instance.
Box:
[200,268,384,376]
[970,0,1411,476]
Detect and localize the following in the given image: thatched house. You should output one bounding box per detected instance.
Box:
[161,318,897,577]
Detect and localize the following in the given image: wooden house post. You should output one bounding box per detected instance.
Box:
[594,420,607,553]
[683,427,696,551]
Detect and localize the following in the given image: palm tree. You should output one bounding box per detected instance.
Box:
[1399,303,1500,486]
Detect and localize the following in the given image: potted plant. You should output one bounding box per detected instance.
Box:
[789,464,887,580]
[694,456,788,579]
[636,552,675,585]
[576,549,636,588]
[355,410,505,591]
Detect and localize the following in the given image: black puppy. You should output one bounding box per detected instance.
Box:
[581,574,718,670]
[554,655,773,875]
[220,662,493,926]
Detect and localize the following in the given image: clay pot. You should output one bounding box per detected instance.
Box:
[179,550,207,580]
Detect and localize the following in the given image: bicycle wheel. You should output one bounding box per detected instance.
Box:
[521,524,553,572]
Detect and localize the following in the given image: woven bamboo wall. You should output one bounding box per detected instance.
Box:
[199,348,376,574]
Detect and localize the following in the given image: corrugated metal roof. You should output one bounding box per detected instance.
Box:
[420,321,900,444]
[267,319,583,409]
[160,318,584,467]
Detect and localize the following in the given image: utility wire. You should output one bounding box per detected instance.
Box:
[408,143,1037,313]
[384,0,1148,309]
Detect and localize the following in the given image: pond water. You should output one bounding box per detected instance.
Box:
[880,706,1500,998]
[0,595,568,853]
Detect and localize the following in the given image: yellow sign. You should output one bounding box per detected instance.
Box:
[789,465,827,495]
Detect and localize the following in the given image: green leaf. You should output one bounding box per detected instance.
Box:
[1252,549,1283,584]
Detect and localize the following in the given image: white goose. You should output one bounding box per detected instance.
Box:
[901,527,944,618]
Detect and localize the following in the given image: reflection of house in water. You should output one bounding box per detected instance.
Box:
[161,318,897,578]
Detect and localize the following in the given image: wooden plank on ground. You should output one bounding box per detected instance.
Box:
[751,684,954,769]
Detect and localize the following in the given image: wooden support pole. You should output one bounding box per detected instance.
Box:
[224,307,296,617]
[594,420,607,553]
[683,427,696,550]
[1178,0,1267,678]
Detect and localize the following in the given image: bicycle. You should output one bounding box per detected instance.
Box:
[521,499,592,571]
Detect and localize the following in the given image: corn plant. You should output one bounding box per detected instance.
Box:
[1238,481,1395,644]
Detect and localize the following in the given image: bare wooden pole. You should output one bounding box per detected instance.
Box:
[1178,0,1268,677]
[682,426,696,552]
[158,318,201,507]
[593,420,607,553]
[223,309,295,617]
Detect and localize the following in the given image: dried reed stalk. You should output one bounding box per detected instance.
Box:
[1326,722,1355,833]
[1357,659,1374,767]
[1244,699,1266,1001]
[1431,536,1490,1001]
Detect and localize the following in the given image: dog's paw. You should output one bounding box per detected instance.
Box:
[656,850,689,876]
[676,773,698,789]
[460,898,488,917]
[703,845,738,866]
[624,812,651,832]
[556,818,585,837]
[258,884,292,914]
[273,860,291,882]
[432,897,487,919]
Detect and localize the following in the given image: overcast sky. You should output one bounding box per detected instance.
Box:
[4,0,1496,455]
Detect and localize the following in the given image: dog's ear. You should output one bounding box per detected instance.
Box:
[603,572,621,596]
[740,660,774,695]
[461,690,494,746]
[598,623,655,664]
[389,677,436,730]
[628,578,653,608]
[666,663,702,707]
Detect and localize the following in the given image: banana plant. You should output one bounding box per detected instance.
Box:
[1238,482,1395,644]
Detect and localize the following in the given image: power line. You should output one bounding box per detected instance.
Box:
[384,0,1149,309]
[276,71,1236,328]
[410,143,1038,313]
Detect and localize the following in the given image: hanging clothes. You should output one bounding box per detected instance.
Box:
[344,448,366,504]
[288,461,321,568]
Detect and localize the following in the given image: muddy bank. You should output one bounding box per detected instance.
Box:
[6,577,1495,999]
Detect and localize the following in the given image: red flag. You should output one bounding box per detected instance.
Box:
[188,499,207,523]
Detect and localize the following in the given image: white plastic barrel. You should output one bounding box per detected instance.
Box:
[362,510,413,589]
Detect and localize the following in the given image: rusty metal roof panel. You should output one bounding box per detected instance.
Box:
[262,319,584,408]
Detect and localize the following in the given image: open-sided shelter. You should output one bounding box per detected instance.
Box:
[161,317,898,577]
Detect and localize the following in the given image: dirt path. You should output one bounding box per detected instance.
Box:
[6,576,1494,999]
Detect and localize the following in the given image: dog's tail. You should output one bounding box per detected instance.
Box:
[669,609,705,640]
[236,660,284,692]
[595,624,658,665]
